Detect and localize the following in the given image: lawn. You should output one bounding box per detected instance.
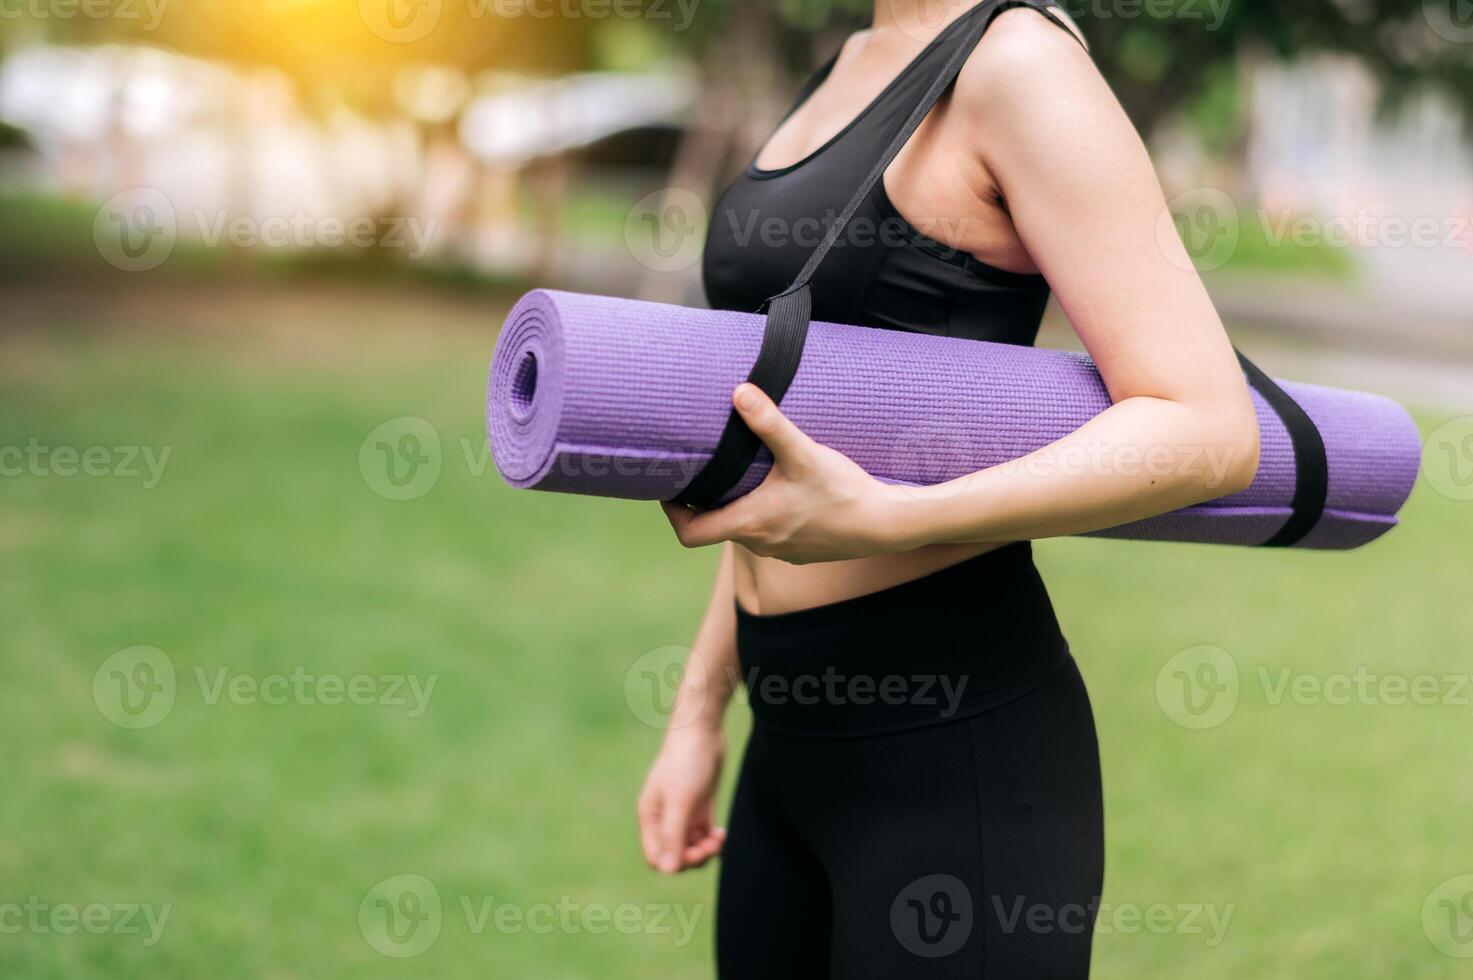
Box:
[1,279,1468,979]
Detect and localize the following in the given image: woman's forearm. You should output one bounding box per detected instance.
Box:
[668,544,740,733]
[888,393,1260,549]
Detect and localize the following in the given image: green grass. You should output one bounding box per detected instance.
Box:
[1222,207,1359,280]
[1,282,1469,978]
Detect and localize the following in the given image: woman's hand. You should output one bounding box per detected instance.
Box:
[637,726,727,874]
[662,384,905,564]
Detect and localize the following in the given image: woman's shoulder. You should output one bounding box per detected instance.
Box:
[987,4,1090,54]
[953,6,1101,120]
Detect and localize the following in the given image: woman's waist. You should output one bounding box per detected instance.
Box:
[733,541,1015,617]
[733,542,1069,738]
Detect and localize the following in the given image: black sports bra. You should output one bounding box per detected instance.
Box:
[702,1,1081,346]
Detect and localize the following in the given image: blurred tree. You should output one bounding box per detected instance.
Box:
[1065,0,1473,142]
[649,0,1473,157]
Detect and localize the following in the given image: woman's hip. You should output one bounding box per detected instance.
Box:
[734,542,1070,738]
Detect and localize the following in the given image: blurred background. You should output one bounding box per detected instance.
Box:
[2,1,1471,977]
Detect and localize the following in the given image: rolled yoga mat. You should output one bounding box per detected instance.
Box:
[488,289,1420,549]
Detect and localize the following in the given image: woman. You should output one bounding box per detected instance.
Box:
[637,0,1261,975]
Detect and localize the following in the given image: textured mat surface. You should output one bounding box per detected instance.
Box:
[488,290,1420,549]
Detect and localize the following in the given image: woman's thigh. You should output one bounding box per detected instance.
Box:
[757,656,1105,979]
[716,729,833,978]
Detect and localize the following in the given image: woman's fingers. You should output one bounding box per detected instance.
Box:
[681,826,727,868]
[732,384,811,468]
[637,789,664,870]
[657,791,699,874]
[659,383,815,552]
[662,498,757,551]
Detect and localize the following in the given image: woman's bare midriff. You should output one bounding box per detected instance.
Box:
[732,542,1015,616]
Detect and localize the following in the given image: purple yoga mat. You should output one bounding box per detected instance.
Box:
[488,290,1420,549]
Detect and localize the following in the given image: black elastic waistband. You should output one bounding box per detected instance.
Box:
[734,543,1068,739]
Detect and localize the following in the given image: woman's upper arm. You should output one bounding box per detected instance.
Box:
[958,12,1250,416]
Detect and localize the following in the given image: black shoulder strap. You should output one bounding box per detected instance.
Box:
[673,0,1004,506]
[674,1,1328,548]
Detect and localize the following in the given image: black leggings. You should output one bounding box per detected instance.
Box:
[716,544,1104,979]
